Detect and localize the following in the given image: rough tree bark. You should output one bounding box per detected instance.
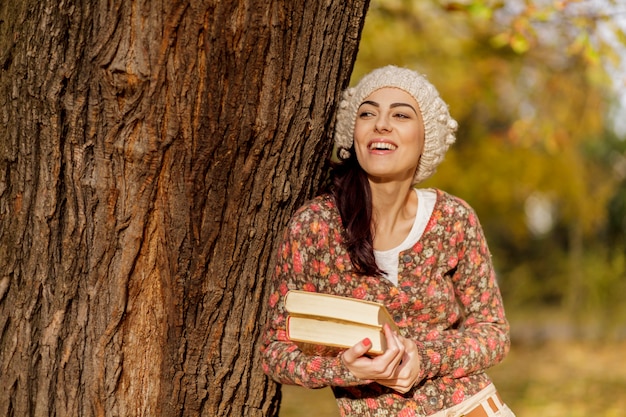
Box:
[0,1,369,416]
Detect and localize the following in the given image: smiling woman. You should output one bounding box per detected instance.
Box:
[260,66,516,417]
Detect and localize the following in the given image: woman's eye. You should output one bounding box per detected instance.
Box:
[394,113,410,119]
[358,111,374,118]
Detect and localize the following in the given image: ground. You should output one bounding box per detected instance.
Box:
[278,340,626,417]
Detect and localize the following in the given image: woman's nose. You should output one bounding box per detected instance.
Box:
[374,115,391,132]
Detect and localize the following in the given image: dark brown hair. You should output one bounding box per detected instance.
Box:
[329,150,384,277]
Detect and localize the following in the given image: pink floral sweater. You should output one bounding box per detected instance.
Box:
[260,189,510,416]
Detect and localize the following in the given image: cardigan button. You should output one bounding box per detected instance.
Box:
[428,397,438,406]
[402,254,412,263]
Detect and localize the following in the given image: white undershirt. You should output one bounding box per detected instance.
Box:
[374,188,436,286]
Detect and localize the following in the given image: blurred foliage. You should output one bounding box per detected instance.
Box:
[353,0,626,332]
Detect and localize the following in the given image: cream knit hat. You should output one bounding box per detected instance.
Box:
[334,65,458,184]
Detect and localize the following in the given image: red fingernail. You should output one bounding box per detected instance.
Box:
[362,338,372,347]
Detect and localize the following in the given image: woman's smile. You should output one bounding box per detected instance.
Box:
[368,140,398,152]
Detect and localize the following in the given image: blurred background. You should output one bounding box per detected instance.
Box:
[281,0,626,416]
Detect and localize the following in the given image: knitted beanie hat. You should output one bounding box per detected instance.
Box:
[334,65,458,184]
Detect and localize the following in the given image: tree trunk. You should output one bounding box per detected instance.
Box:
[0,1,369,416]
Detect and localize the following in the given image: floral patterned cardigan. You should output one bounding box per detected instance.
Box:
[260,189,510,416]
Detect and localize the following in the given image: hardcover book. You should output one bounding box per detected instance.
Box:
[284,290,399,355]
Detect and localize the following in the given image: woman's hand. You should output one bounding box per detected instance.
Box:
[341,324,422,393]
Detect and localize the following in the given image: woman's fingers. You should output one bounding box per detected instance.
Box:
[340,327,422,394]
[375,335,422,393]
[380,324,405,371]
[341,337,374,364]
[341,326,408,381]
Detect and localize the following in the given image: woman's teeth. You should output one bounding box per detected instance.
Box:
[369,142,397,150]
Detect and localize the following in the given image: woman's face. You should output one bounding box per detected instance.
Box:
[353,87,425,184]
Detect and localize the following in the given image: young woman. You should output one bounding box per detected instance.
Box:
[261,66,515,417]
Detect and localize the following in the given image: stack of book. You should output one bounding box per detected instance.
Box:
[284,290,398,355]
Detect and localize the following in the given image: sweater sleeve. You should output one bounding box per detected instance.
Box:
[415,199,510,382]
[259,203,366,389]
